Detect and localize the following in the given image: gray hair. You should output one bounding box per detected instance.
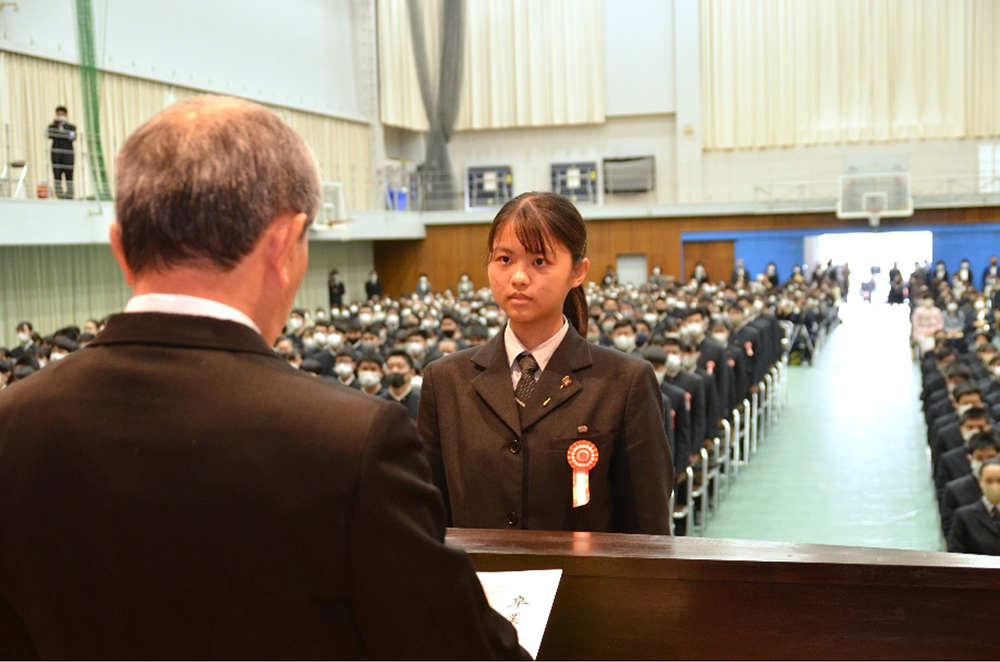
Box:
[114,95,321,274]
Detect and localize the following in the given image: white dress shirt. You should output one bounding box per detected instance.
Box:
[504,318,569,389]
[124,293,262,336]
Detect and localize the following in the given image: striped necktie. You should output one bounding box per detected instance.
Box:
[514,353,539,408]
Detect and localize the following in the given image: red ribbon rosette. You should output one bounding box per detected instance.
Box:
[567,440,599,507]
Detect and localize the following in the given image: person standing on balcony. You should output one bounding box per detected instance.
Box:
[47,106,76,199]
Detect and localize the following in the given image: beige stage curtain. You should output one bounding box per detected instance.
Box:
[377,0,605,131]
[701,0,1000,149]
[0,244,132,348]
[1,52,89,197]
[0,241,376,349]
[1,52,372,209]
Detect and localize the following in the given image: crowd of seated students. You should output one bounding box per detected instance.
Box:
[0,261,841,536]
[913,259,1000,556]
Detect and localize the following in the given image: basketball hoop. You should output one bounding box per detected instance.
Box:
[866,205,883,230]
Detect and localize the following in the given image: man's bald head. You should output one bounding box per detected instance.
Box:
[114,95,321,275]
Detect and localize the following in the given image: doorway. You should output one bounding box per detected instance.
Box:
[683,240,735,284]
[805,231,932,302]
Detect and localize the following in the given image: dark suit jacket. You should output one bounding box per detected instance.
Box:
[661,381,692,471]
[364,280,383,300]
[419,326,673,534]
[931,422,963,469]
[942,474,981,537]
[936,446,971,501]
[693,367,721,442]
[663,370,706,452]
[381,386,420,421]
[697,337,732,421]
[0,313,522,659]
[949,500,1000,555]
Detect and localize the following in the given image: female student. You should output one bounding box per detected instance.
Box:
[418,192,673,533]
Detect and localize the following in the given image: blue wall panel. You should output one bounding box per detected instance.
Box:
[930,224,1000,288]
[733,235,804,284]
[683,221,1000,289]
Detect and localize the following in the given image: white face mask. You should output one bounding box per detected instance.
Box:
[612,336,636,353]
[653,369,666,385]
[287,317,304,332]
[386,315,400,329]
[406,341,425,358]
[643,313,659,326]
[682,355,697,371]
[327,333,344,350]
[961,427,979,443]
[410,375,423,390]
[334,363,355,380]
[970,459,984,478]
[956,403,974,418]
[17,332,31,345]
[302,337,318,351]
[312,332,327,347]
[358,370,382,389]
[711,332,729,346]
[358,313,373,327]
[665,353,682,374]
[681,322,702,339]
[975,300,986,310]
[947,303,958,313]
[50,351,68,361]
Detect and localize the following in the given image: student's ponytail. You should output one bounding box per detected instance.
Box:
[564,285,589,337]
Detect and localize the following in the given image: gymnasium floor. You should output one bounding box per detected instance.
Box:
[705,302,944,551]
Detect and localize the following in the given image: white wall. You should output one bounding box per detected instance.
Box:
[702,139,980,203]
[0,0,374,121]
[603,0,675,116]
[447,115,678,205]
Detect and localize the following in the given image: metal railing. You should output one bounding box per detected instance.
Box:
[1,122,114,203]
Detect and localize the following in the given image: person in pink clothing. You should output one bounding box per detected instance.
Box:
[912,292,944,356]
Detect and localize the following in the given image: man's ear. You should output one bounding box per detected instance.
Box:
[109,221,136,287]
[267,212,309,287]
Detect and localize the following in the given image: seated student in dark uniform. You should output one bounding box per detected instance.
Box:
[682,339,721,450]
[660,336,706,458]
[933,407,991,487]
[332,348,362,389]
[642,346,693,476]
[681,307,732,422]
[356,353,386,397]
[419,191,673,534]
[928,381,984,451]
[941,434,1000,538]
[381,349,420,420]
[948,459,1000,556]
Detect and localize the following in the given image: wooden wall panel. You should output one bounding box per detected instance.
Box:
[683,240,735,281]
[372,207,1000,298]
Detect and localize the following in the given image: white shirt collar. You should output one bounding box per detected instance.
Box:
[125,293,262,336]
[504,318,570,386]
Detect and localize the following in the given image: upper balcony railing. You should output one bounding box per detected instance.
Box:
[5,120,1000,216]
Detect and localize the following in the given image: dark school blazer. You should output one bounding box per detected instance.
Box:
[419,325,673,534]
[0,312,523,660]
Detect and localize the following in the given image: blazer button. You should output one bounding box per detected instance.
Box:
[509,439,522,454]
[507,511,519,526]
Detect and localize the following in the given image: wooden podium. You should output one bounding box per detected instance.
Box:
[447,529,1000,660]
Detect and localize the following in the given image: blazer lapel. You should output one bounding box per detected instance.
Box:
[471,334,523,436]
[519,329,593,431]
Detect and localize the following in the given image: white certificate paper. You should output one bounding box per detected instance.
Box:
[476,569,563,659]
